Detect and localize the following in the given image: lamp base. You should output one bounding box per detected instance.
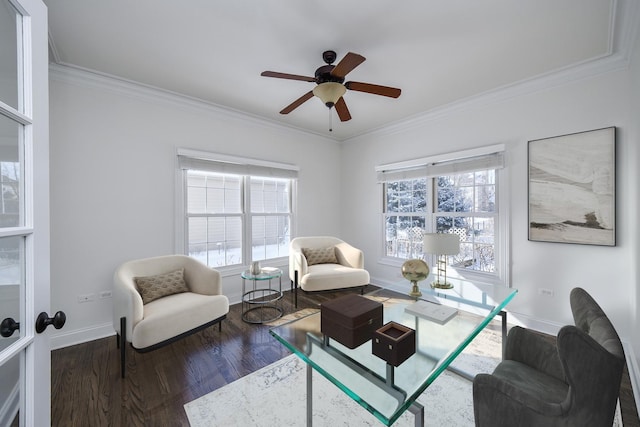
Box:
[408,281,422,298]
[430,281,453,289]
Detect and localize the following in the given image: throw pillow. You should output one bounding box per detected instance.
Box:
[134,268,189,304]
[302,247,338,266]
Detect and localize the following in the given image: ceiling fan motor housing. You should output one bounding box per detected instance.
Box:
[315,65,344,84]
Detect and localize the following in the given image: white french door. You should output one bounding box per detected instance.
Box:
[0,0,51,425]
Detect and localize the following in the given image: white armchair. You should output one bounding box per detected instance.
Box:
[289,236,370,306]
[113,254,229,377]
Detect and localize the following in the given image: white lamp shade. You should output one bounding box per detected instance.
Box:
[423,233,460,255]
[313,82,346,106]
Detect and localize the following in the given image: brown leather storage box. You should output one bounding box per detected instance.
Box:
[372,321,416,366]
[320,294,383,349]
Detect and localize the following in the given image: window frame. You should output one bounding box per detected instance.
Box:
[176,149,298,275]
[432,170,500,275]
[377,145,509,286]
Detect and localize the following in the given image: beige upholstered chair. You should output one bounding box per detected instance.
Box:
[113,254,229,377]
[289,236,370,306]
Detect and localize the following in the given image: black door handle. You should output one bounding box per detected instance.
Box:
[35,311,66,334]
[1,317,19,338]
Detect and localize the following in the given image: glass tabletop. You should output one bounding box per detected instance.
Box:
[269,282,517,426]
[241,267,283,280]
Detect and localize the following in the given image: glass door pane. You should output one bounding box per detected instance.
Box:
[0,351,21,426]
[0,0,21,111]
[0,115,22,228]
[0,236,24,337]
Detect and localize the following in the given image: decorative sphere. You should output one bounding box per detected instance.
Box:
[401,259,430,282]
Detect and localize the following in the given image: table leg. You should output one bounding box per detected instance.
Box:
[409,401,424,427]
[294,270,299,308]
[307,363,313,426]
[499,310,507,359]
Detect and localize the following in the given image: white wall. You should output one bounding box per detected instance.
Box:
[340,57,639,362]
[629,12,640,366]
[48,68,342,347]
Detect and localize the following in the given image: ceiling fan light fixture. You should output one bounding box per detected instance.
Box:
[313,82,346,108]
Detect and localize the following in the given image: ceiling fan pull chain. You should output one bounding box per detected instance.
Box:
[329,107,333,132]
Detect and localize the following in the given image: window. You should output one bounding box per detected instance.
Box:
[250,177,291,261]
[434,170,497,273]
[384,178,427,259]
[379,147,506,282]
[178,152,297,270]
[186,171,243,267]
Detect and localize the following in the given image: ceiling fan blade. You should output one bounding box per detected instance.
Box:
[335,97,352,122]
[345,81,401,98]
[261,71,316,82]
[280,91,314,114]
[330,52,366,79]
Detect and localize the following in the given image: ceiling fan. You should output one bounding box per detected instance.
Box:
[261,50,401,124]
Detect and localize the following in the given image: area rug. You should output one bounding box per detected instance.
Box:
[184,317,624,427]
[264,307,320,327]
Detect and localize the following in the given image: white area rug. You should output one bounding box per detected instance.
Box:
[185,325,623,427]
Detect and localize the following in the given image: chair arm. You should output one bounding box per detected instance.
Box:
[334,242,364,269]
[504,326,565,381]
[183,258,222,295]
[112,269,144,341]
[289,250,308,279]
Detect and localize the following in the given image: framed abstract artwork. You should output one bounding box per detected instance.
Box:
[528,127,616,246]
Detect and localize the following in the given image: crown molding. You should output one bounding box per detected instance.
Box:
[48,63,337,143]
[344,0,640,144]
[346,51,629,143]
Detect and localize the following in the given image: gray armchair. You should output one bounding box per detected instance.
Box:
[473,287,625,427]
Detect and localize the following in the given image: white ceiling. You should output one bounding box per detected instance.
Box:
[45,0,620,141]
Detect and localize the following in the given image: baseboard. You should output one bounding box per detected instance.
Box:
[623,341,640,415]
[50,322,115,351]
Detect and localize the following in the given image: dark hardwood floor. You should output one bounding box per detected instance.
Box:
[51,286,639,426]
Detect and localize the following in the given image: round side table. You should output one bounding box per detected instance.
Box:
[241,268,283,324]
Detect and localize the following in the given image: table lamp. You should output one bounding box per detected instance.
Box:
[423,233,460,289]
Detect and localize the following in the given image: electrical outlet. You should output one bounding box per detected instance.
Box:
[99,290,112,299]
[77,293,96,303]
[538,288,554,297]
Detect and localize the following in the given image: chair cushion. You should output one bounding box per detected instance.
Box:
[491,359,569,415]
[302,247,338,266]
[300,264,370,291]
[131,292,229,349]
[134,268,189,304]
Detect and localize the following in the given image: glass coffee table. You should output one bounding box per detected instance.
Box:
[270,282,517,426]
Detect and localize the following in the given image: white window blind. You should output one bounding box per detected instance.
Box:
[178,155,298,179]
[377,151,504,182]
[376,166,427,183]
[426,152,504,176]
